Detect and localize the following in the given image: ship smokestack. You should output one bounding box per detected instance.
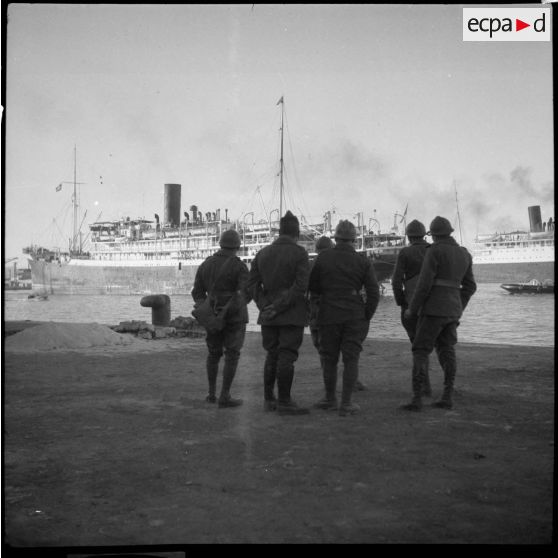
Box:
[528,205,542,233]
[164,183,181,227]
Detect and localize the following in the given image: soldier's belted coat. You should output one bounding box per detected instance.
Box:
[308,242,380,324]
[408,237,477,318]
[191,248,250,323]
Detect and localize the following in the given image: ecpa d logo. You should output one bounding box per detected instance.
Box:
[463,8,550,41]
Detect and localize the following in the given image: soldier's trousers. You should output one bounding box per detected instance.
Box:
[412,315,459,397]
[401,307,431,394]
[319,319,369,405]
[205,322,247,397]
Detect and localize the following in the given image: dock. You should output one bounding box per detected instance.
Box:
[2,324,554,546]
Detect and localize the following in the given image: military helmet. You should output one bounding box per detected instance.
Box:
[428,216,454,236]
[334,219,357,241]
[219,229,241,249]
[405,219,426,237]
[315,236,334,252]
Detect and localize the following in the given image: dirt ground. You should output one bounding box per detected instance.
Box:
[2,324,555,548]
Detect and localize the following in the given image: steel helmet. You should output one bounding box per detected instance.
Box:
[405,219,426,237]
[428,216,454,236]
[219,229,241,249]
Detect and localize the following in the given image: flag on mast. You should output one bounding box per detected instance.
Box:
[276,96,284,105]
[56,183,62,192]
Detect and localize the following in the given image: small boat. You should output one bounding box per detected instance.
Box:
[500,278,554,294]
[28,292,49,301]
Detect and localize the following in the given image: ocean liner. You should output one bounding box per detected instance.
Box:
[23,99,406,295]
[471,205,554,284]
[23,182,406,295]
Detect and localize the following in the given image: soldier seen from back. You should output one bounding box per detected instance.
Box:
[308,219,381,416]
[392,219,433,398]
[401,216,477,411]
[308,235,334,374]
[191,229,251,408]
[247,210,311,415]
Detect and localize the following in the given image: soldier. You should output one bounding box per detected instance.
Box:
[191,229,251,408]
[308,236,334,370]
[309,235,367,392]
[308,220,380,416]
[391,219,432,397]
[402,216,477,411]
[248,210,311,415]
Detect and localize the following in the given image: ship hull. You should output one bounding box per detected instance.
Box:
[472,261,554,284]
[29,252,399,295]
[29,260,199,295]
[33,255,547,292]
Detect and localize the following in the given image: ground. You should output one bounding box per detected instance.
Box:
[2,325,555,548]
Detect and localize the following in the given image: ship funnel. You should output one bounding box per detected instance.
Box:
[528,205,543,233]
[164,183,181,227]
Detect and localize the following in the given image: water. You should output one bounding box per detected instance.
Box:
[2,284,554,347]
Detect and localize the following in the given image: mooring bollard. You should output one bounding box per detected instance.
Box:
[140,294,171,326]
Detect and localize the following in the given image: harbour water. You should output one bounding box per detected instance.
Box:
[2,283,553,347]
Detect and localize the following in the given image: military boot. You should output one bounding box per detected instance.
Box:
[218,358,242,408]
[276,363,294,405]
[205,355,219,403]
[338,360,360,416]
[433,348,456,409]
[263,358,277,410]
[276,363,309,415]
[400,354,428,411]
[422,358,432,397]
[314,359,338,410]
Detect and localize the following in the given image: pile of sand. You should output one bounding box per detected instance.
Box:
[4,322,143,353]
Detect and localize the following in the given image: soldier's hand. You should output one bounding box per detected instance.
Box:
[261,304,278,320]
[403,309,413,320]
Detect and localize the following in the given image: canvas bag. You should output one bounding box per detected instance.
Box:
[192,257,235,332]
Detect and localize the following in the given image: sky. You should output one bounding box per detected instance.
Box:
[2,3,554,264]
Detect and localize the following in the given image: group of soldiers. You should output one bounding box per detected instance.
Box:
[191,210,477,416]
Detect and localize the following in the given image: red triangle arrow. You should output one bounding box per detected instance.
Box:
[516,19,530,32]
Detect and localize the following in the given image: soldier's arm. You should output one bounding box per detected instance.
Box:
[391,252,406,307]
[460,255,477,311]
[363,262,381,321]
[408,250,437,316]
[237,260,253,305]
[246,255,265,309]
[191,264,208,304]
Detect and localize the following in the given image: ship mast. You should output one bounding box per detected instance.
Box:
[278,95,284,217]
[59,145,85,254]
[73,145,78,253]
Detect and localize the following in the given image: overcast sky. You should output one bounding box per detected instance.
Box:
[2,3,554,261]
